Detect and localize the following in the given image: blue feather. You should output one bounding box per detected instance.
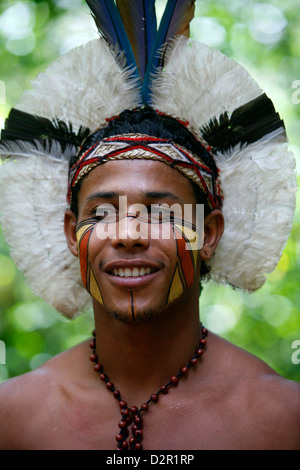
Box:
[142,0,195,104]
[116,0,157,79]
[86,0,141,85]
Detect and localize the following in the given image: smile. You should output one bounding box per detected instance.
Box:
[111,267,157,277]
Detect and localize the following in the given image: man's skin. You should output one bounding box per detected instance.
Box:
[0,160,299,450]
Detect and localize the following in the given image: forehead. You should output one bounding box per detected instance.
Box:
[78,159,196,203]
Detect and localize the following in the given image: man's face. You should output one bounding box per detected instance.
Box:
[74,159,202,322]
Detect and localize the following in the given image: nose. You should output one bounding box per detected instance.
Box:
[110,213,150,250]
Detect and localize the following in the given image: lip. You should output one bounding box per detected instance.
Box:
[102,258,162,288]
[103,258,162,272]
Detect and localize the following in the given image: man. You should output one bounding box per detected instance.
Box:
[0,1,299,450]
[0,106,300,450]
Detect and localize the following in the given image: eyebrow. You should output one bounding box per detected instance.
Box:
[85,191,185,204]
[86,192,119,202]
[145,191,185,204]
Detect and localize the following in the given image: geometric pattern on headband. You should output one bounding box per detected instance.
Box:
[68,133,222,209]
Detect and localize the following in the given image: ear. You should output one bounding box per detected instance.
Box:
[64,209,78,257]
[199,209,224,261]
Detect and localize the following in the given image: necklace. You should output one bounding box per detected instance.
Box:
[89,325,208,451]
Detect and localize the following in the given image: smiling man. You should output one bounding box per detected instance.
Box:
[0,0,300,451]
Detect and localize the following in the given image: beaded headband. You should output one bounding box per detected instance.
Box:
[68,133,222,210]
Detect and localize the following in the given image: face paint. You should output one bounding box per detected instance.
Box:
[129,290,135,321]
[165,223,199,307]
[75,207,199,317]
[76,218,105,306]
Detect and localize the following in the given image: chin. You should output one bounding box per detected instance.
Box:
[103,293,186,324]
[108,308,156,323]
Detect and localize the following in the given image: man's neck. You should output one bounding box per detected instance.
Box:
[91,295,202,406]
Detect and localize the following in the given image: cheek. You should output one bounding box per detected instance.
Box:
[165,224,199,307]
[76,220,105,305]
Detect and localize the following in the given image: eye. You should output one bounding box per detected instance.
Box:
[150,204,176,224]
[94,204,117,223]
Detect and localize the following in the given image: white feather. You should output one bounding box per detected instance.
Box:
[0,155,91,318]
[206,131,297,291]
[151,37,262,136]
[16,39,142,133]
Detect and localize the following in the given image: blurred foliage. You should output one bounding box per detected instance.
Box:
[0,0,299,383]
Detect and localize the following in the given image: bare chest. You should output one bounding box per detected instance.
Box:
[19,394,254,450]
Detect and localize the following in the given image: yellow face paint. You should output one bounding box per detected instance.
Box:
[76,219,104,306]
[166,223,199,307]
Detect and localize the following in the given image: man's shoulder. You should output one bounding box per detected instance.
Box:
[225,336,300,448]
[0,343,88,449]
[207,334,300,449]
[243,370,300,449]
[0,367,55,449]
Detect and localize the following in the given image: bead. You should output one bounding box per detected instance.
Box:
[132,424,138,432]
[196,348,203,357]
[89,341,96,349]
[189,357,198,365]
[151,393,159,402]
[93,363,101,372]
[125,416,132,425]
[202,327,208,336]
[135,429,143,438]
[121,408,130,417]
[122,440,128,449]
[89,353,97,362]
[130,406,138,415]
[92,329,96,337]
[106,381,113,390]
[134,415,142,424]
[118,420,128,429]
[200,338,207,346]
[129,437,136,446]
[170,376,179,385]
[134,442,142,450]
[113,390,120,398]
[141,403,149,411]
[180,366,189,374]
[119,400,127,408]
[160,385,168,394]
[99,373,107,381]
[115,434,124,442]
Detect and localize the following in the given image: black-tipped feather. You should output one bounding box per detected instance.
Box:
[201,94,285,153]
[1,108,90,154]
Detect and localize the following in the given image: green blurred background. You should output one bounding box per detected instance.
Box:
[0,0,299,383]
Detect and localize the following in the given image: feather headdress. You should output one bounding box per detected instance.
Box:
[0,0,296,317]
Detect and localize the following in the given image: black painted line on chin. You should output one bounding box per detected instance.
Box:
[130,289,135,321]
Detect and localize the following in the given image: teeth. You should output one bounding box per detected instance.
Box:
[111,267,155,277]
[132,268,139,277]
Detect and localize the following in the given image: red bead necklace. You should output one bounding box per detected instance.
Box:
[89,325,208,451]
